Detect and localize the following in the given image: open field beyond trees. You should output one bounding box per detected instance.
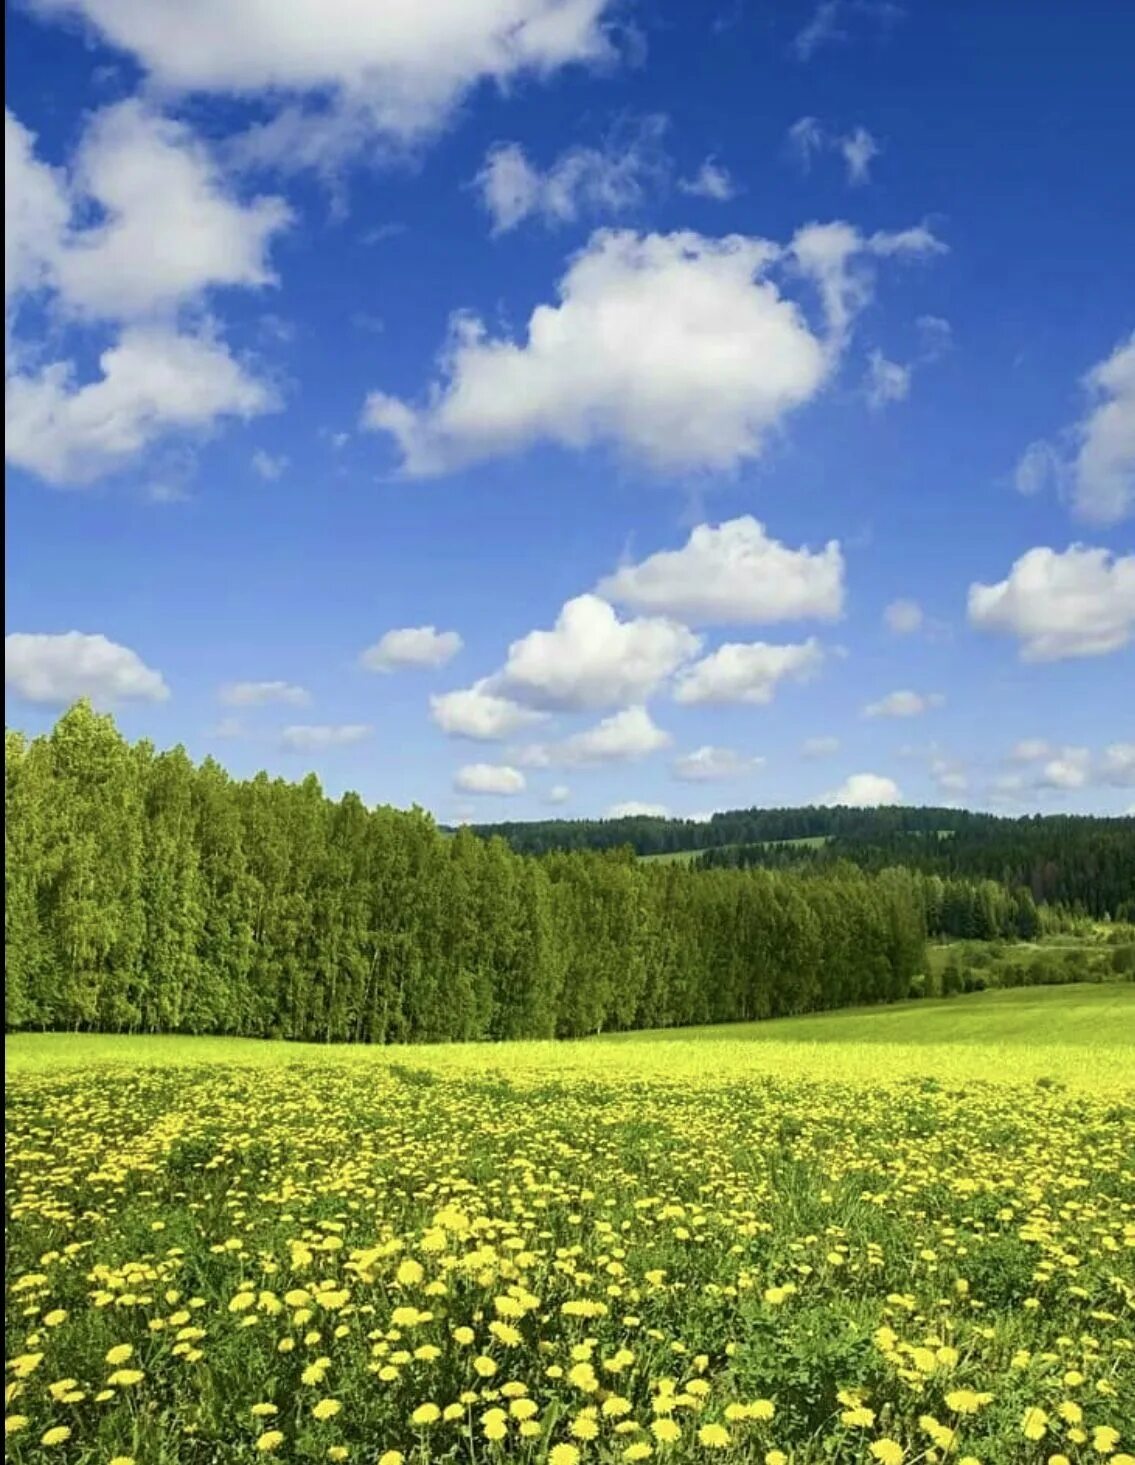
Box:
[6,987,1135,1464]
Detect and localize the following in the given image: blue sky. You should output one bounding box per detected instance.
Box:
[5,0,1134,820]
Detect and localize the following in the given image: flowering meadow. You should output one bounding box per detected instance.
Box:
[5,1004,1135,1464]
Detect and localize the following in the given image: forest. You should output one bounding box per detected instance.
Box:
[5,702,1130,1043]
[469,807,1135,919]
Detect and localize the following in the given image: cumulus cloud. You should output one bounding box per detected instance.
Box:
[517,706,671,768]
[801,735,840,758]
[1101,743,1135,787]
[883,598,923,634]
[25,0,620,152]
[839,126,880,184]
[967,544,1135,661]
[5,326,277,486]
[822,771,902,806]
[671,745,764,782]
[278,723,371,751]
[494,594,700,711]
[429,680,547,740]
[219,680,310,706]
[475,116,667,233]
[1035,748,1091,790]
[363,221,943,476]
[677,158,736,200]
[606,800,669,818]
[545,783,571,805]
[1012,333,1135,525]
[453,762,525,795]
[6,630,170,705]
[361,626,463,672]
[596,517,844,626]
[673,638,823,706]
[863,689,944,718]
[5,104,285,486]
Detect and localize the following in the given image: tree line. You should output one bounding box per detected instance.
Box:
[6,703,929,1041]
[469,809,1135,921]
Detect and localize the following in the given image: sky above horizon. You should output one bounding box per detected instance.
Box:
[5,0,1134,822]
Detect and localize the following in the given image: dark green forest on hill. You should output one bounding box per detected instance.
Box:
[468,808,1135,921]
[6,703,1132,1044]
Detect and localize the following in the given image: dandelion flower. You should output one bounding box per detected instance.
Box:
[256,1430,285,1453]
[698,1422,730,1448]
[41,1427,73,1447]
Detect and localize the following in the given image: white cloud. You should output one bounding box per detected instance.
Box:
[967,544,1135,661]
[785,116,881,184]
[495,594,700,711]
[605,800,670,818]
[1010,739,1053,762]
[278,724,371,751]
[1013,439,1061,498]
[674,638,823,706]
[677,158,736,200]
[916,315,952,360]
[596,517,844,626]
[822,771,902,806]
[5,325,276,486]
[793,0,903,61]
[883,598,923,634]
[786,116,825,169]
[26,0,619,150]
[671,745,764,782]
[545,783,571,805]
[801,735,840,758]
[364,221,942,476]
[219,680,310,706]
[1013,334,1135,525]
[557,706,671,764]
[361,626,463,672]
[1036,748,1091,790]
[5,630,169,705]
[863,689,944,718]
[252,449,288,480]
[839,126,880,184]
[516,706,671,768]
[211,716,247,739]
[429,680,547,740]
[5,110,69,308]
[865,349,910,409]
[53,100,289,321]
[454,762,526,795]
[1100,742,1135,788]
[475,116,667,233]
[929,756,968,794]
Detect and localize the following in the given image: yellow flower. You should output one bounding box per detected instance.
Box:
[5,1417,29,1436]
[108,1369,144,1387]
[395,1259,424,1287]
[869,1442,905,1465]
[549,1447,582,1465]
[749,1399,776,1421]
[378,1454,405,1465]
[256,1430,285,1453]
[1023,1408,1050,1442]
[473,1356,498,1378]
[105,1345,133,1366]
[41,1426,73,1447]
[842,1406,876,1428]
[652,1418,682,1443]
[571,1414,600,1441]
[109,1457,137,1465]
[327,1449,349,1462]
[252,1403,278,1417]
[625,1447,653,1462]
[698,1423,730,1448]
[1093,1428,1121,1455]
[312,1398,341,1421]
[765,1454,788,1465]
[411,1403,440,1426]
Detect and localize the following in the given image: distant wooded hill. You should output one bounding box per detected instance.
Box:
[461,807,1135,920]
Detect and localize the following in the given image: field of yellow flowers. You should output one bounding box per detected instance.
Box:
[5,1003,1135,1463]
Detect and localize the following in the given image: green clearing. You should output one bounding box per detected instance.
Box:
[8,983,1133,1090]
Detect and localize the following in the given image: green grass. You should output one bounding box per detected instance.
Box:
[8,983,1133,1090]
[639,834,832,864]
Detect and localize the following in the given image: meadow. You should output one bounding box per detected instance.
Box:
[5,986,1135,1464]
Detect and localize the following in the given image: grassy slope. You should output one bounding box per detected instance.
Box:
[7,984,1133,1090]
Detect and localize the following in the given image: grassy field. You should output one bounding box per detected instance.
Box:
[5,987,1134,1463]
[639,836,831,865]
